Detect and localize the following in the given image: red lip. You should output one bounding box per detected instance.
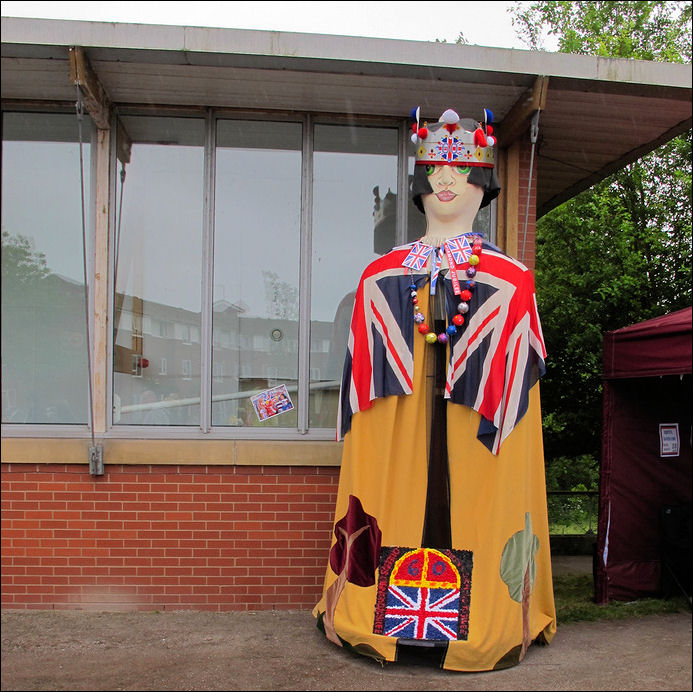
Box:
[436,190,456,202]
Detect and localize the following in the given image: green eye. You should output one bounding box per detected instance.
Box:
[425,165,436,176]
[456,166,471,175]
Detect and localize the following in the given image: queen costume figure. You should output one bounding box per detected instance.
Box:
[312,107,556,671]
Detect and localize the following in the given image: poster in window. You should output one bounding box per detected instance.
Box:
[250,384,294,422]
[659,423,680,458]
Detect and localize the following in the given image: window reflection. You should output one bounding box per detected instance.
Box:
[113,116,204,425]
[212,120,302,427]
[310,124,399,428]
[1,112,92,424]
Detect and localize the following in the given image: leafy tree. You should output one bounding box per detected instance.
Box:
[1,230,49,291]
[508,2,692,478]
[511,0,691,60]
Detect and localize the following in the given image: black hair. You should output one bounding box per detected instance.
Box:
[411,164,501,214]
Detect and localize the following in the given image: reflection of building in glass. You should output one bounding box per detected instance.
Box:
[2,271,89,424]
[112,290,337,427]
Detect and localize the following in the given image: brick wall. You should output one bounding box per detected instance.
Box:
[1,463,340,611]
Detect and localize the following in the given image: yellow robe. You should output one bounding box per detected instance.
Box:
[313,289,556,672]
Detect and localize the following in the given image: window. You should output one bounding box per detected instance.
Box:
[112,116,204,426]
[310,124,399,428]
[212,119,302,429]
[1,112,93,424]
[2,109,496,438]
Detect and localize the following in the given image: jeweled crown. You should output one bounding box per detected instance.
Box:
[410,107,496,168]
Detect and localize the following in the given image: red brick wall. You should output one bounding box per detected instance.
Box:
[1,463,340,611]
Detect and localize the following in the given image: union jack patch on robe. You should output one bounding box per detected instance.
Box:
[374,547,473,641]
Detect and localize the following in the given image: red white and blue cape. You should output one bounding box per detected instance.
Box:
[337,238,546,455]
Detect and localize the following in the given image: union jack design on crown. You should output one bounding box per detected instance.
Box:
[436,136,464,162]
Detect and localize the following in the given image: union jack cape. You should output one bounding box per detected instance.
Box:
[337,240,546,455]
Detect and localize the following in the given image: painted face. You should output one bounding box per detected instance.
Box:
[421,164,484,222]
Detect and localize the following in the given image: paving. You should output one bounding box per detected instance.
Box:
[1,557,691,691]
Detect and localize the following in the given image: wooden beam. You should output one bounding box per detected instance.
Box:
[68,46,111,130]
[116,119,132,165]
[504,141,521,259]
[92,127,110,434]
[496,76,549,148]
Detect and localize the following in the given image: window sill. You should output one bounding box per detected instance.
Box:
[0,437,342,466]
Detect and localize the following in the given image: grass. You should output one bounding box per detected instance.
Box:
[553,573,691,623]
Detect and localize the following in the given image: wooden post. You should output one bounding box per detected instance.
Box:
[92,128,110,434]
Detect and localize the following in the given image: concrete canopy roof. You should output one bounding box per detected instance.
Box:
[2,17,691,217]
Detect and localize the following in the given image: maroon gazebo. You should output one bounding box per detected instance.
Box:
[595,307,692,604]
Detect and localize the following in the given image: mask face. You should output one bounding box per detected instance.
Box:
[421,164,484,223]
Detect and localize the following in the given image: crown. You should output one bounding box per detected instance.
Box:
[410,107,496,168]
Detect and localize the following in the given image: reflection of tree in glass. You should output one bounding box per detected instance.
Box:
[323,495,381,646]
[500,513,539,661]
[262,269,298,320]
[1,231,49,290]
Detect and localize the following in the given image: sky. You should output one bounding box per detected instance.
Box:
[0,0,556,50]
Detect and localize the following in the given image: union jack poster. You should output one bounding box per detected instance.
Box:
[337,239,546,455]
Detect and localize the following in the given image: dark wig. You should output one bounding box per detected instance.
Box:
[411,164,501,214]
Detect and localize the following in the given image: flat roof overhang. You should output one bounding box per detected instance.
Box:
[2,17,691,217]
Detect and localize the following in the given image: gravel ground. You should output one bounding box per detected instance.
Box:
[2,558,691,691]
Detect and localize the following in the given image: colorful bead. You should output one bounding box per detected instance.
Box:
[408,236,481,347]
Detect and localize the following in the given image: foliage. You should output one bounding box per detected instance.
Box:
[553,573,690,622]
[1,230,49,292]
[511,0,691,60]
[506,1,693,472]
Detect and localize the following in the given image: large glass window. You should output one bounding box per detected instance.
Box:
[1,112,93,424]
[3,110,496,437]
[112,116,204,425]
[310,125,399,428]
[212,120,302,428]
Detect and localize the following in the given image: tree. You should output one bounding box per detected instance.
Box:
[1,230,49,292]
[511,0,691,60]
[509,1,692,471]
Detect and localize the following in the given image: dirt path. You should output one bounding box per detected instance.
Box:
[1,608,691,691]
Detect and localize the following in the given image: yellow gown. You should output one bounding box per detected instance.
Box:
[313,284,556,672]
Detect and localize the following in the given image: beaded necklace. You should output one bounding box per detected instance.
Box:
[410,234,483,345]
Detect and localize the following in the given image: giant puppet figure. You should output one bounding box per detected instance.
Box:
[313,107,556,672]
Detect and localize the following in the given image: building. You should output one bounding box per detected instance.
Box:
[2,17,691,611]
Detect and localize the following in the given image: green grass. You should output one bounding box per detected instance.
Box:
[553,573,691,623]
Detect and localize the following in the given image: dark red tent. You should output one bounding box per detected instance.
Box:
[595,307,692,603]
